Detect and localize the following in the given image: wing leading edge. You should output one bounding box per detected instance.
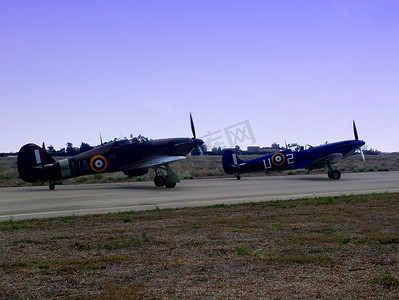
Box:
[137,156,186,169]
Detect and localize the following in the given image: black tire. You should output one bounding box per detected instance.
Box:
[165,183,176,188]
[154,176,166,187]
[331,170,341,180]
[236,174,241,180]
[49,183,55,190]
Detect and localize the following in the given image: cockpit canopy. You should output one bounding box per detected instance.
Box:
[115,135,149,146]
[288,143,313,152]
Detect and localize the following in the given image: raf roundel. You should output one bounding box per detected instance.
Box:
[90,155,108,173]
[271,153,286,166]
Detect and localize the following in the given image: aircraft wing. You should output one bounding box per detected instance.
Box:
[305,153,343,170]
[137,156,186,168]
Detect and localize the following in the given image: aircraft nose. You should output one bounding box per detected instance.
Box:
[168,138,203,156]
[194,138,204,145]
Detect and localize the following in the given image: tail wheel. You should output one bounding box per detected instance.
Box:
[49,182,55,190]
[154,176,166,187]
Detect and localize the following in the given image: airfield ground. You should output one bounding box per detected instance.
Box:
[1,155,399,298]
[1,154,399,187]
[1,193,399,299]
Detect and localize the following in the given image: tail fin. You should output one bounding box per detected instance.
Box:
[222,149,243,174]
[17,143,56,182]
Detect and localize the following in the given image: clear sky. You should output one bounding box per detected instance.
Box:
[1,0,398,153]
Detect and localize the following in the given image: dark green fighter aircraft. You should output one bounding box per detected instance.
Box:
[17,114,203,190]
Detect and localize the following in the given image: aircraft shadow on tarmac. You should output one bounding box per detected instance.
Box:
[293,176,345,181]
[227,175,343,182]
[17,174,344,193]
[18,183,165,192]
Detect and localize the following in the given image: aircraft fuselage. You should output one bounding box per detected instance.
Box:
[223,139,365,175]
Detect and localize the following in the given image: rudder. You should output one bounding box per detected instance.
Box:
[17,144,56,182]
[222,149,242,174]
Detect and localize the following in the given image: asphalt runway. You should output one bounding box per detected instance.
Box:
[1,171,398,221]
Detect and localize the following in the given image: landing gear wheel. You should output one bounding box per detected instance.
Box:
[154,165,179,188]
[49,182,55,190]
[330,170,341,180]
[154,176,166,187]
[327,162,341,180]
[235,174,241,180]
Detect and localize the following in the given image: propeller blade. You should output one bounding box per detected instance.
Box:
[189,113,205,156]
[198,145,204,156]
[351,121,365,161]
[360,147,365,161]
[190,112,196,139]
[353,120,359,141]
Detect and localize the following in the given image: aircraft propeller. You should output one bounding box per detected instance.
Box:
[190,112,204,155]
[353,120,365,161]
[190,113,197,139]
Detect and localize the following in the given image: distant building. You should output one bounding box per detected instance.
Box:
[247,146,260,152]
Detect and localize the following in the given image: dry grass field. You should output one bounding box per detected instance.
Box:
[1,154,398,187]
[1,193,399,299]
[1,154,399,298]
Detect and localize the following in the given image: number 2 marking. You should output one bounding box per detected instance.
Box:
[287,153,295,164]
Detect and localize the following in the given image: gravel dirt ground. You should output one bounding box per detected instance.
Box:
[1,193,399,299]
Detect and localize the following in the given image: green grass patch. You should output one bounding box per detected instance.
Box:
[374,273,399,287]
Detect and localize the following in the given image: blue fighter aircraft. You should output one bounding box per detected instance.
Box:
[222,121,365,180]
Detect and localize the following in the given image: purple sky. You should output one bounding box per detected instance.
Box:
[1,1,398,153]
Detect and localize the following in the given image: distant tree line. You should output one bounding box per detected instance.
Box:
[43,144,392,157]
[0,142,394,157]
[45,142,94,156]
[193,143,389,156]
[363,148,381,155]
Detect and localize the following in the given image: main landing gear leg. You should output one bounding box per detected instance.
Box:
[327,162,341,180]
[153,165,180,188]
[235,174,241,180]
